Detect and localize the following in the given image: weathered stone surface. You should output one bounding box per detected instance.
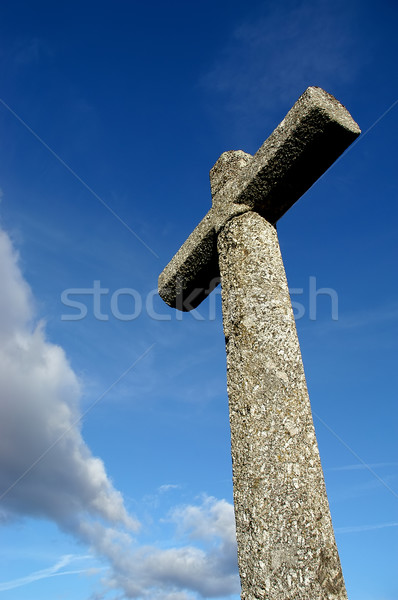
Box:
[218,211,347,600]
[158,87,360,309]
[158,151,252,310]
[158,209,218,311]
[158,87,360,599]
[233,86,360,223]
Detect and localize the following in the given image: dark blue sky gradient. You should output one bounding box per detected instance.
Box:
[0,1,397,599]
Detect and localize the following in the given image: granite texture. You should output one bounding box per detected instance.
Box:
[157,87,360,599]
[218,211,347,600]
[158,87,360,309]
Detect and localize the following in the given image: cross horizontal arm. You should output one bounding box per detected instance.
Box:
[231,86,361,223]
[158,87,360,311]
[158,209,219,310]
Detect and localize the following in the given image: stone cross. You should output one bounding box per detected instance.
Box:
[158,87,360,600]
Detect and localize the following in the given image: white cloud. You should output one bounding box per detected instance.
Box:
[0,225,239,599]
[170,496,237,548]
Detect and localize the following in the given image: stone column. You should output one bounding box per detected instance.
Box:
[217,211,347,600]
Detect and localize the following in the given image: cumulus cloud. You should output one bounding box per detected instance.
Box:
[0,227,137,533]
[0,225,239,599]
[92,496,239,599]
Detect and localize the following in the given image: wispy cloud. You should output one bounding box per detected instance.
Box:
[0,554,98,592]
[310,304,398,336]
[314,412,398,500]
[158,484,181,493]
[336,522,398,534]
[200,0,362,141]
[329,462,398,472]
[331,474,397,503]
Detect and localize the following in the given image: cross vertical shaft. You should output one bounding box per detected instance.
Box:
[218,211,346,599]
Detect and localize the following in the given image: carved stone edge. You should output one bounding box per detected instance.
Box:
[158,87,361,311]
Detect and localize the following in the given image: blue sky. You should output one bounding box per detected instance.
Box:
[0,1,397,599]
